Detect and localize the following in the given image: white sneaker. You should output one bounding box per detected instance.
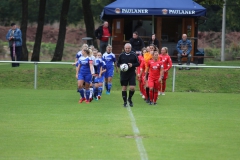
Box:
[162,92,165,95]
[158,91,161,95]
[142,95,145,99]
[140,92,142,96]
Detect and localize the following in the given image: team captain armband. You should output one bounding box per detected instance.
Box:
[89,60,93,64]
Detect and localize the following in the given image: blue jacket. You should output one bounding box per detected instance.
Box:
[176,39,192,55]
[6,28,22,47]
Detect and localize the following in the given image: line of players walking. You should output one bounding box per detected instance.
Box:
[74,43,172,106]
[73,44,118,103]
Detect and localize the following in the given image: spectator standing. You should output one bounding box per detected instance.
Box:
[95,21,112,54]
[6,23,22,67]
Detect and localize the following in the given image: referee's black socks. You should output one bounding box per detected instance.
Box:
[122,91,127,102]
[129,90,135,100]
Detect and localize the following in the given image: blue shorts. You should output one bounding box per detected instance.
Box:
[105,68,114,78]
[78,73,92,84]
[95,75,104,83]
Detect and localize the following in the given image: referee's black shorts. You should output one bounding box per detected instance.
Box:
[120,74,136,86]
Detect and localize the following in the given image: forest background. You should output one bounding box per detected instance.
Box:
[0,0,240,61]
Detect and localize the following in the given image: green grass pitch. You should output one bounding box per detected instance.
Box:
[0,89,240,159]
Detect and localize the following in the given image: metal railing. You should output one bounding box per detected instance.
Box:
[171,65,240,92]
[1,61,240,91]
[0,61,72,89]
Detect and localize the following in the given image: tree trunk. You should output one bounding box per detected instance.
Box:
[31,0,46,61]
[20,0,29,61]
[82,0,98,49]
[51,0,70,61]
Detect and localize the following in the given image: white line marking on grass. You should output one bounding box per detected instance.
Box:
[127,107,148,160]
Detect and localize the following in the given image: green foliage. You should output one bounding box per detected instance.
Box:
[198,5,222,31]
[194,0,224,5]
[197,0,240,31]
[204,43,240,60]
[0,0,111,25]
[228,42,240,59]
[204,47,220,58]
[0,40,4,56]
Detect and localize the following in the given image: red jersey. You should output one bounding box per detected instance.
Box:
[101,27,110,42]
[139,58,145,77]
[159,54,172,71]
[137,55,144,74]
[147,59,163,80]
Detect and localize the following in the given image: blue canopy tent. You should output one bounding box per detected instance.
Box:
[100,0,206,62]
[101,0,206,19]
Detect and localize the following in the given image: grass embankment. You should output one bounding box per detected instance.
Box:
[0,60,239,93]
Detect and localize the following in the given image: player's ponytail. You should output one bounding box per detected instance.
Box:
[84,49,90,56]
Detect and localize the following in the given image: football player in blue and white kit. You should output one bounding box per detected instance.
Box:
[88,49,97,102]
[73,43,88,66]
[102,45,118,95]
[76,49,95,104]
[94,52,106,100]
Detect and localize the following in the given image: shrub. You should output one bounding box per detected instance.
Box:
[204,47,220,60]
[229,42,240,59]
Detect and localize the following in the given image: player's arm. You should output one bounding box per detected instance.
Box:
[145,61,150,81]
[99,66,103,77]
[102,61,107,74]
[159,64,164,82]
[99,64,106,77]
[72,57,78,66]
[138,61,144,77]
[76,63,80,79]
[166,57,173,71]
[89,60,95,75]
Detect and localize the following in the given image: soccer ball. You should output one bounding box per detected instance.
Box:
[120,63,129,72]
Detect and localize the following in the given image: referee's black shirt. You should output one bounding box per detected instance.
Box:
[117,51,140,80]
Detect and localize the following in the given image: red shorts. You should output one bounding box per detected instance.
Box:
[148,78,160,89]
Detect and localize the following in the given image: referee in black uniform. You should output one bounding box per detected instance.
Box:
[117,43,140,107]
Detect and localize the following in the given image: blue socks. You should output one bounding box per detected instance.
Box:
[105,82,108,91]
[79,89,85,98]
[107,83,112,92]
[98,87,103,96]
[85,89,90,100]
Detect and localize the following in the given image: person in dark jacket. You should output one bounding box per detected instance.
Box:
[129,31,145,52]
[117,43,140,107]
[6,23,22,67]
[95,21,112,54]
[148,34,159,49]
